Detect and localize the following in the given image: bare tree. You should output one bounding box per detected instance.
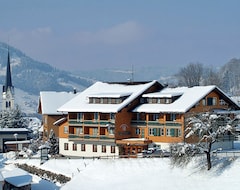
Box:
[202,68,222,87]
[176,63,203,87]
[171,112,239,170]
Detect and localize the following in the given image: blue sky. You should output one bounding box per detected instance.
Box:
[0,0,240,73]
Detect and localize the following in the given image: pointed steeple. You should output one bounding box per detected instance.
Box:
[2,49,14,110]
[3,51,13,92]
[5,52,12,90]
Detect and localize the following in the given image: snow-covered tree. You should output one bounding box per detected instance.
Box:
[0,106,25,128]
[47,129,59,155]
[171,112,239,170]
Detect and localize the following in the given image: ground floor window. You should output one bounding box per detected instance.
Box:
[111,146,115,153]
[81,144,86,151]
[93,144,97,152]
[102,145,106,153]
[73,143,77,151]
[64,143,69,150]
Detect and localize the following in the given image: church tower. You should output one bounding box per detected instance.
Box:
[2,51,14,110]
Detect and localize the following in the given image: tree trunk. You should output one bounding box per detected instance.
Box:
[205,142,212,170]
[206,151,211,170]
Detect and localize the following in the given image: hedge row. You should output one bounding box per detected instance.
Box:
[16,163,71,184]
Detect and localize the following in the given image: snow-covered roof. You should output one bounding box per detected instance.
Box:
[2,168,32,187]
[58,81,158,113]
[134,85,238,113]
[4,140,31,145]
[53,117,67,126]
[143,92,183,98]
[0,128,28,132]
[39,91,79,115]
[89,92,132,98]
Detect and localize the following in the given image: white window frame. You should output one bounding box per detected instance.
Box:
[135,128,141,135]
[64,126,68,134]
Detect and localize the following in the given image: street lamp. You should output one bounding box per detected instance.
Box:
[13,133,18,154]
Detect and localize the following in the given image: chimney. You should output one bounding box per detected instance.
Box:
[73,88,77,94]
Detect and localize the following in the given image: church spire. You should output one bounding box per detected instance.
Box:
[2,49,14,110]
[3,51,13,92]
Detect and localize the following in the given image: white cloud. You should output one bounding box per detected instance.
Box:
[30,27,53,37]
[75,21,145,45]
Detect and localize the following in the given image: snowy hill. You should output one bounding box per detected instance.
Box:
[0,42,93,115]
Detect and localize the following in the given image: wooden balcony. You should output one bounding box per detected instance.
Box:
[68,134,115,143]
[131,120,182,127]
[69,119,115,127]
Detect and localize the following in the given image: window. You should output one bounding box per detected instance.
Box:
[102,145,106,153]
[207,97,217,106]
[110,113,115,120]
[149,128,163,136]
[166,114,176,121]
[94,112,98,120]
[166,128,181,137]
[219,99,227,105]
[111,146,115,153]
[135,128,141,135]
[64,143,69,150]
[137,113,145,121]
[77,113,83,121]
[165,99,170,104]
[93,144,97,152]
[108,127,114,135]
[148,98,153,103]
[148,113,159,121]
[149,128,154,136]
[202,99,206,106]
[73,144,77,151]
[76,127,83,135]
[81,144,86,151]
[93,128,98,136]
[64,126,68,134]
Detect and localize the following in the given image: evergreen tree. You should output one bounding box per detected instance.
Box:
[0,106,25,128]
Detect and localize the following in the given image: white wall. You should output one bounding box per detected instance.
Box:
[59,138,119,158]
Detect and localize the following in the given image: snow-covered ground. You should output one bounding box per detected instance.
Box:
[1,148,240,190]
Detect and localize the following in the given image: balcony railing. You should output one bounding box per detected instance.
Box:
[69,119,115,126]
[131,120,146,126]
[131,120,182,127]
[68,134,115,142]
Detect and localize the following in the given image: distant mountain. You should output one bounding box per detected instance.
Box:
[0,42,94,115]
[0,42,93,95]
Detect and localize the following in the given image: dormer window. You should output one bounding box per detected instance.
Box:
[142,92,182,104]
[88,93,131,104]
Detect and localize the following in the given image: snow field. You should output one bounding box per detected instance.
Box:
[4,155,240,190]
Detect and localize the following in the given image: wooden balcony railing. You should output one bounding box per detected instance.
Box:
[69,119,115,126]
[68,134,115,142]
[131,120,182,127]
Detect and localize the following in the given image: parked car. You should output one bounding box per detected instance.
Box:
[142,148,171,157]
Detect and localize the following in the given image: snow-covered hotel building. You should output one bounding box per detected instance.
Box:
[40,80,239,158]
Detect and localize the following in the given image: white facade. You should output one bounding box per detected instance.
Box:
[59,138,119,158]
